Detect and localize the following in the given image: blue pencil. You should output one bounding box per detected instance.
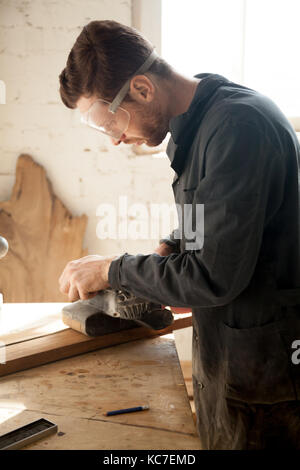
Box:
[105,405,149,416]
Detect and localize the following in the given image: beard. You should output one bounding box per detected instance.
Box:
[129,99,170,147]
[142,106,170,147]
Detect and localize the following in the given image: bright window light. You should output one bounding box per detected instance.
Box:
[0,403,26,425]
[244,0,300,117]
[162,0,300,118]
[0,303,68,344]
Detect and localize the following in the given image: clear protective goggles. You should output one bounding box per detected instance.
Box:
[80,49,157,141]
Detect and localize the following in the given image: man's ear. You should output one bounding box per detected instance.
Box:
[129,75,155,104]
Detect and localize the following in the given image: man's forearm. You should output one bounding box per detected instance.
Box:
[107,251,225,308]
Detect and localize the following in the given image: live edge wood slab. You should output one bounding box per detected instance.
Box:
[0,155,87,302]
[0,312,192,378]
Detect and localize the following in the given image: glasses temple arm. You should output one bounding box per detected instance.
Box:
[109,49,158,113]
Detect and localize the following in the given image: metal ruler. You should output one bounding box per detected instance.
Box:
[0,418,58,450]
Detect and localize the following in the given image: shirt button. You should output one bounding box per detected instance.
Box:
[198,381,204,389]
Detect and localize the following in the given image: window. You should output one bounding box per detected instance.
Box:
[162,0,300,121]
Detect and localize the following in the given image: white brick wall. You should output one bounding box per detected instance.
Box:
[0,0,176,257]
[0,0,191,360]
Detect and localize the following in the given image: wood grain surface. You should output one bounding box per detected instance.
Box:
[0,313,192,378]
[0,154,87,302]
[0,336,201,450]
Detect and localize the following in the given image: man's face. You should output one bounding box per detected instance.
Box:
[76,92,170,147]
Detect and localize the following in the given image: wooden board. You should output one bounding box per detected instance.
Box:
[0,312,192,378]
[0,154,87,302]
[181,360,193,398]
[0,336,201,449]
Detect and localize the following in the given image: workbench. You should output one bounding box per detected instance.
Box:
[0,304,200,450]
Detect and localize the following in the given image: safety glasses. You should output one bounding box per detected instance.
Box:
[80,49,157,141]
[80,99,130,140]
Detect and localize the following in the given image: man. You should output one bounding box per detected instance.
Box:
[58,20,300,449]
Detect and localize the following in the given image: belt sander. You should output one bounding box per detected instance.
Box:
[62,288,174,337]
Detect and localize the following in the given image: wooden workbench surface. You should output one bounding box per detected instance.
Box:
[0,335,200,450]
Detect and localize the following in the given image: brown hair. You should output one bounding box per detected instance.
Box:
[59,20,172,109]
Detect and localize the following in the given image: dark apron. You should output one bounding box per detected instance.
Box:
[192,288,300,449]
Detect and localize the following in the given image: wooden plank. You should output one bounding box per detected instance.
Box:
[180,360,194,398]
[0,314,192,377]
[185,380,194,399]
[180,360,193,380]
[0,336,201,449]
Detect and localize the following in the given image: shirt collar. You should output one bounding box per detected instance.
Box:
[166,73,230,175]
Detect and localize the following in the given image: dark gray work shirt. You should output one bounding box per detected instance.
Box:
[108,73,300,448]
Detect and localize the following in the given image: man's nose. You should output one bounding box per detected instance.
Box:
[110,137,121,145]
[110,133,126,145]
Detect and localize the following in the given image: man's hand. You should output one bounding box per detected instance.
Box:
[59,254,119,302]
[154,242,176,257]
